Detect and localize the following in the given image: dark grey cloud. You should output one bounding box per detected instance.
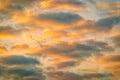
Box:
[47,71,111,80]
[55,0,86,6]
[0,67,44,80]
[56,61,78,68]
[95,16,120,30]
[39,12,83,23]
[8,4,25,11]
[0,66,6,76]
[84,40,114,51]
[0,55,40,65]
[23,77,43,80]
[6,68,42,77]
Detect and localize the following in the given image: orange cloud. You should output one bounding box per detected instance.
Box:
[92,54,120,72]
[104,62,120,72]
[68,32,84,39]
[111,72,120,80]
[12,44,29,50]
[26,45,77,67]
[0,33,17,39]
[96,3,111,9]
[12,14,70,30]
[45,52,77,67]
[39,0,89,11]
[43,29,66,39]
[27,47,44,55]
[96,54,120,64]
[0,46,7,53]
[110,33,120,38]
[12,13,33,24]
[96,2,120,9]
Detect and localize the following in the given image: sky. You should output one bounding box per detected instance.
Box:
[0,0,120,80]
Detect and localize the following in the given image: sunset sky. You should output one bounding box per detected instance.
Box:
[0,0,120,80]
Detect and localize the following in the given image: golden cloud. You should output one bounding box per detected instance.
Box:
[39,0,89,11]
[0,46,7,53]
[68,32,84,39]
[12,44,29,50]
[43,29,67,39]
[0,33,17,39]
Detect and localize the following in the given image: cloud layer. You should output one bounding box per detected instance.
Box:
[0,0,120,80]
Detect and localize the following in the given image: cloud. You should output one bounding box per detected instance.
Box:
[23,77,43,80]
[95,16,120,31]
[100,54,120,63]
[0,0,39,21]
[26,40,114,68]
[0,26,27,39]
[12,12,84,30]
[6,68,42,77]
[0,0,119,80]
[55,61,78,68]
[68,32,84,39]
[12,44,29,50]
[39,0,89,11]
[104,63,120,72]
[0,55,40,65]
[0,46,7,53]
[84,39,114,51]
[107,10,120,16]
[0,33,17,39]
[0,66,6,76]
[0,66,44,80]
[38,12,83,23]
[27,40,113,57]
[0,67,44,80]
[110,33,120,47]
[90,53,120,78]
[96,2,120,9]
[91,54,120,71]
[42,29,67,39]
[47,71,110,80]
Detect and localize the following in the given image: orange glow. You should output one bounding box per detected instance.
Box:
[0,33,17,39]
[0,46,7,53]
[12,13,33,24]
[68,32,84,39]
[110,33,120,38]
[40,0,55,8]
[43,29,66,38]
[46,52,77,67]
[12,44,29,50]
